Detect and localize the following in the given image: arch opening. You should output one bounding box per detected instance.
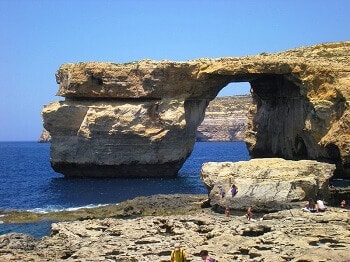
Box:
[188,73,345,178]
[181,81,252,182]
[217,82,251,97]
[196,82,252,142]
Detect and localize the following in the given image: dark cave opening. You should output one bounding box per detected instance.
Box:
[248,74,311,160]
[294,135,308,159]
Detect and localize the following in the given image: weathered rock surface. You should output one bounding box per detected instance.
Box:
[1,207,349,261]
[0,233,36,251]
[39,95,252,143]
[42,42,350,177]
[201,158,336,212]
[43,99,205,177]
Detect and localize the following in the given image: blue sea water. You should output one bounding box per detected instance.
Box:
[0,141,250,238]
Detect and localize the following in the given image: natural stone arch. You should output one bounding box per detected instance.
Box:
[42,42,350,178]
[194,71,345,168]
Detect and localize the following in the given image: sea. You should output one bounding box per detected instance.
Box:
[0,141,250,238]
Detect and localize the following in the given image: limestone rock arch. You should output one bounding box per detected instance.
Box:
[42,42,350,178]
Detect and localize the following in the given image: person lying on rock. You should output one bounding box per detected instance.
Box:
[170,243,188,262]
[302,198,317,213]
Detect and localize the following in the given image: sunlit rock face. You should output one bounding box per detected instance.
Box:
[196,95,252,141]
[43,99,207,177]
[42,42,350,178]
[201,158,336,212]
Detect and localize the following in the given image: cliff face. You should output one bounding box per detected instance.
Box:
[42,42,350,178]
[196,95,251,141]
[39,95,251,143]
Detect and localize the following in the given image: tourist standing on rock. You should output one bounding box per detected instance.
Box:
[225,206,230,217]
[245,206,253,220]
[340,199,347,208]
[199,250,216,262]
[230,183,238,197]
[219,186,225,198]
[170,243,188,262]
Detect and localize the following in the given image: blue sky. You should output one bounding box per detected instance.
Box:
[0,0,349,141]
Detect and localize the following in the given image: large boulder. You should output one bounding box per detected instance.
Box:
[201,158,336,212]
[42,42,350,177]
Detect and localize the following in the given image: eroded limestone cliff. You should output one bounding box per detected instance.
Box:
[39,95,251,143]
[42,41,350,178]
[196,95,251,141]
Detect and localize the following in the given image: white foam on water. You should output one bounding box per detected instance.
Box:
[26,203,117,214]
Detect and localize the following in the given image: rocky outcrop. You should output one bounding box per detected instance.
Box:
[201,158,336,212]
[43,99,202,177]
[38,129,51,143]
[0,233,36,251]
[42,42,350,178]
[0,194,208,223]
[196,95,251,141]
[1,207,349,261]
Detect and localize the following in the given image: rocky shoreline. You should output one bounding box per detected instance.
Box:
[0,194,208,224]
[0,194,349,261]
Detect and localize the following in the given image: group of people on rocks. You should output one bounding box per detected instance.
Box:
[170,243,216,262]
[302,198,327,213]
[225,205,255,221]
[302,198,349,212]
[221,180,348,217]
[171,180,349,261]
[219,183,238,199]
[219,183,257,221]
